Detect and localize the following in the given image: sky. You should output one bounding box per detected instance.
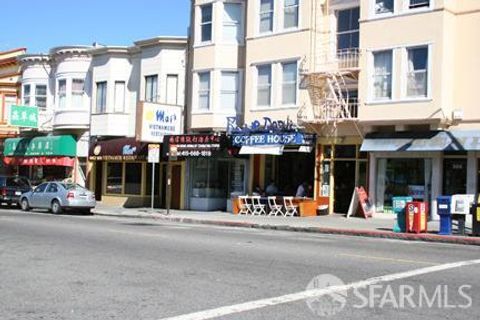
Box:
[0,0,191,54]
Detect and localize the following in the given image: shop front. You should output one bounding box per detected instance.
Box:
[3,135,77,185]
[361,130,480,219]
[165,133,248,212]
[89,138,155,207]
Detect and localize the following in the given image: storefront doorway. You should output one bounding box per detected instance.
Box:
[160,163,183,210]
[443,158,467,195]
[333,161,356,213]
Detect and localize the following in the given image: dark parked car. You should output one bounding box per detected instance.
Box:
[0,176,32,206]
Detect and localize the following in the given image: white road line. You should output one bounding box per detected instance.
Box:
[159,259,480,320]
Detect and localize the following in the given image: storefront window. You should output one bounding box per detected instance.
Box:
[376,158,432,213]
[443,158,467,195]
[335,145,356,158]
[106,163,122,194]
[125,163,142,195]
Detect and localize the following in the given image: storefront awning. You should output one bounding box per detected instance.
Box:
[360,130,480,152]
[89,138,148,161]
[4,135,77,157]
[3,156,75,167]
[239,145,284,155]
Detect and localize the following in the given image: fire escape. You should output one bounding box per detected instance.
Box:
[298,0,361,137]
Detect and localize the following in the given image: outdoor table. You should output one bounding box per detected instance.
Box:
[291,197,317,217]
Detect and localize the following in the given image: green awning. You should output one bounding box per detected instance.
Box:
[4,135,77,157]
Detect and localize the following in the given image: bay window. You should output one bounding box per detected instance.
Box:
[114,81,125,112]
[282,62,298,105]
[72,79,84,108]
[372,50,393,100]
[200,4,213,42]
[35,85,47,109]
[145,75,158,103]
[223,3,243,43]
[257,64,272,107]
[198,72,211,110]
[375,0,394,14]
[58,79,66,108]
[406,46,428,97]
[259,0,274,33]
[284,0,299,29]
[221,71,239,110]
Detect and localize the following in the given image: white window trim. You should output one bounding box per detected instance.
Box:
[144,75,158,103]
[280,60,299,107]
[255,64,273,108]
[255,0,303,38]
[57,78,68,109]
[22,84,31,106]
[34,84,48,109]
[196,3,215,46]
[368,0,434,20]
[402,0,433,13]
[370,0,396,18]
[281,0,301,31]
[195,71,212,112]
[220,1,246,46]
[257,0,275,36]
[367,49,396,103]
[95,81,108,114]
[114,80,126,113]
[400,43,432,100]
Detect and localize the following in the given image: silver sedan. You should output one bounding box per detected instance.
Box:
[19,182,96,214]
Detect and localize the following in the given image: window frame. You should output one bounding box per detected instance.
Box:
[220,71,240,111]
[222,2,244,44]
[57,79,67,109]
[114,80,126,113]
[336,7,360,52]
[408,0,430,10]
[283,0,300,30]
[197,71,211,111]
[200,3,213,44]
[403,45,431,99]
[259,0,275,34]
[281,61,298,106]
[373,0,395,16]
[95,81,107,114]
[256,64,273,107]
[34,84,47,109]
[145,75,158,103]
[71,78,85,109]
[371,49,394,102]
[104,161,145,196]
[23,84,31,106]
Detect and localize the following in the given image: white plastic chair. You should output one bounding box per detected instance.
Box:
[268,196,284,216]
[251,196,266,215]
[238,196,253,215]
[283,196,298,217]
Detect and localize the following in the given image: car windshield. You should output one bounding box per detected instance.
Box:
[7,177,30,188]
[60,183,86,191]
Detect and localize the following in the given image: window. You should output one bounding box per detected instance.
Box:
[145,75,158,103]
[284,0,299,29]
[166,75,178,105]
[96,81,107,113]
[221,71,239,110]
[46,183,58,193]
[114,81,125,112]
[406,47,428,97]
[23,84,31,105]
[125,163,142,195]
[58,79,67,109]
[200,4,213,42]
[375,0,394,14]
[223,3,243,43]
[337,7,360,51]
[409,0,429,9]
[198,72,211,110]
[257,65,272,106]
[372,50,393,100]
[259,0,274,33]
[106,162,122,194]
[35,85,47,109]
[282,62,297,105]
[72,79,84,108]
[34,183,48,193]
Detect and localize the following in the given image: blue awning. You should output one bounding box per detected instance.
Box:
[360,130,480,152]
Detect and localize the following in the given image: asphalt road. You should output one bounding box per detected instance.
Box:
[1,209,479,320]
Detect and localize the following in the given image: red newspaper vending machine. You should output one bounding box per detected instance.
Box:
[406,201,428,234]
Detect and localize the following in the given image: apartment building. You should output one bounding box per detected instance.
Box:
[0,48,25,174]
[88,36,186,208]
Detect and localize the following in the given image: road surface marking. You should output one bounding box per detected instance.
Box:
[159,258,480,320]
[337,253,436,266]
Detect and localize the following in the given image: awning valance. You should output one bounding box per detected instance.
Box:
[89,138,148,161]
[239,146,284,155]
[3,156,75,167]
[4,135,77,157]
[360,130,480,152]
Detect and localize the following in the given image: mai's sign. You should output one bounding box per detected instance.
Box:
[137,102,182,143]
[226,116,297,134]
[9,105,38,128]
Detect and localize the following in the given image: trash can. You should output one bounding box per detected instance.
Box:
[471,202,480,237]
[406,201,428,234]
[437,196,452,235]
[392,196,413,233]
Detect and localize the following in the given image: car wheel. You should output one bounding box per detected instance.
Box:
[82,208,92,215]
[20,198,30,211]
[51,200,62,214]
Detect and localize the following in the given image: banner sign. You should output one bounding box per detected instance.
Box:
[227,116,297,134]
[231,132,315,147]
[167,134,224,158]
[4,135,77,157]
[137,102,182,143]
[9,105,38,128]
[89,138,148,161]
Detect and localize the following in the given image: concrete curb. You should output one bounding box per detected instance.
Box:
[93,211,480,246]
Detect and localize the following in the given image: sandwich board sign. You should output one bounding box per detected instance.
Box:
[347,186,374,219]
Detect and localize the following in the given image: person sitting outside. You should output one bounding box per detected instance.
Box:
[265,180,279,196]
[295,182,308,198]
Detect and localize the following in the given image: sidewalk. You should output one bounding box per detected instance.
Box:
[93,203,480,246]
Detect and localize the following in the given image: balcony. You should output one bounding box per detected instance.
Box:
[299,98,359,125]
[53,109,89,130]
[90,113,132,137]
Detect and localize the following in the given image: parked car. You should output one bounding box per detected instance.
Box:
[0,175,32,207]
[19,182,96,214]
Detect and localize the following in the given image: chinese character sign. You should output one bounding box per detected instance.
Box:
[9,105,39,128]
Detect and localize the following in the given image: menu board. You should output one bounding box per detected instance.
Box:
[347,186,374,219]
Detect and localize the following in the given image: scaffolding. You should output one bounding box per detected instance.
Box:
[298,0,361,137]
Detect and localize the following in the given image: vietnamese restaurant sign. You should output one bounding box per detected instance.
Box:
[137,102,182,143]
